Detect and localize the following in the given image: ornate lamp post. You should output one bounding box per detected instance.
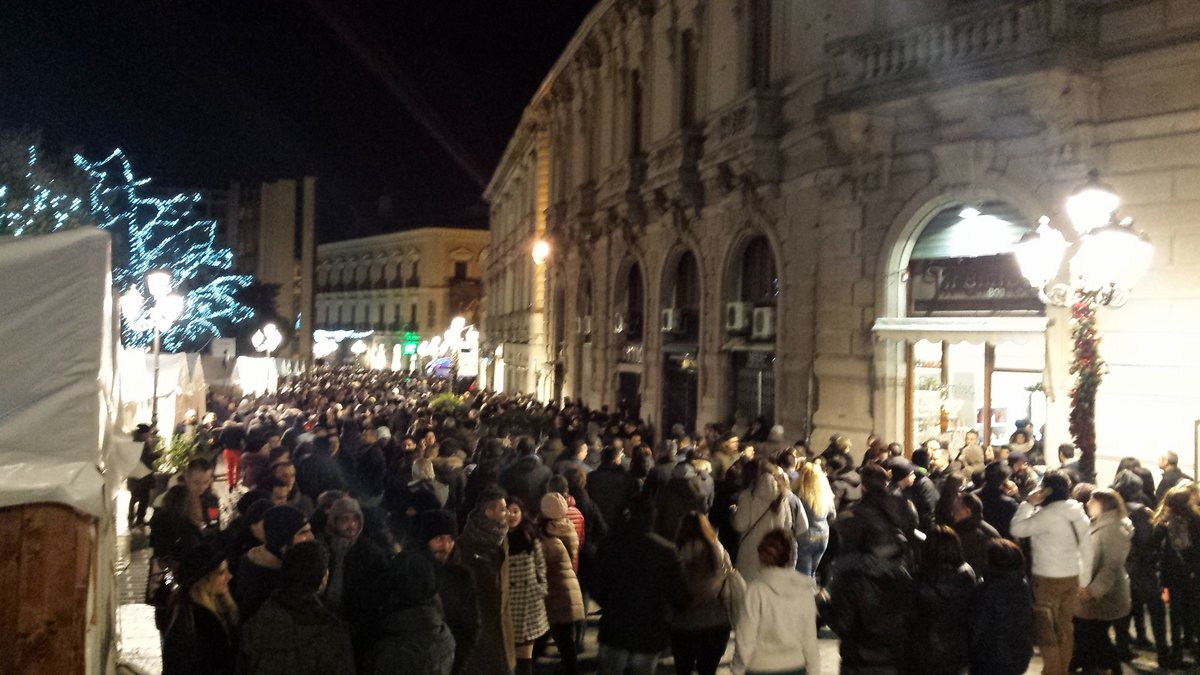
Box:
[1014,171,1153,481]
[251,322,283,359]
[120,268,186,431]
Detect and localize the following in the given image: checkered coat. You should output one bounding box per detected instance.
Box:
[508,538,549,642]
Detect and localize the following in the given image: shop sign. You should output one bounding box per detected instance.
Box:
[908,254,1041,313]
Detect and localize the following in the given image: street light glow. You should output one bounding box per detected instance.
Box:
[532,239,550,265]
[144,269,174,299]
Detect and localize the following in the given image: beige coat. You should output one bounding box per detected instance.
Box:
[1076,511,1133,621]
[540,519,584,624]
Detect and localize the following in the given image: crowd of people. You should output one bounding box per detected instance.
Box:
[133,365,1200,675]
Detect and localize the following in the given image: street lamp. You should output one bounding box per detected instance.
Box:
[120,269,185,431]
[350,339,368,363]
[1014,170,1153,480]
[532,239,550,265]
[251,322,283,359]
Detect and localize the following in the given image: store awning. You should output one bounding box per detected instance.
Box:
[871,316,1051,345]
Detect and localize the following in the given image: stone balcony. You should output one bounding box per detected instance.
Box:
[642,129,704,210]
[700,89,783,189]
[826,0,1097,108]
[595,154,647,224]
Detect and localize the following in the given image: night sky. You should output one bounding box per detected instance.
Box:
[0,1,596,241]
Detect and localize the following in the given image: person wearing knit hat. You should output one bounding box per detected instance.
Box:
[538,491,584,675]
[240,540,357,675]
[418,509,459,558]
[233,505,313,621]
[418,510,479,675]
[162,543,239,675]
[320,497,388,624]
[540,491,569,521]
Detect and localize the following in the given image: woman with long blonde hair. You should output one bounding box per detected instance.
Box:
[794,459,836,577]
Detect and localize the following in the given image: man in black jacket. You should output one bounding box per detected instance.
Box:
[586,446,639,530]
[1156,451,1192,503]
[418,509,480,675]
[591,495,690,674]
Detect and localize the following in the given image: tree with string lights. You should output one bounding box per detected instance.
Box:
[0,135,254,350]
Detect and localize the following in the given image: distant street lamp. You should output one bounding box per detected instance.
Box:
[120,268,185,431]
[1014,170,1153,481]
[532,239,550,265]
[252,322,283,359]
[350,339,368,363]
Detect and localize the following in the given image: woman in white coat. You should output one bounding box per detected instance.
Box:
[733,528,821,675]
[733,463,795,582]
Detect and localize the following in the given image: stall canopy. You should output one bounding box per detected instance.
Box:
[117,350,207,435]
[0,228,133,517]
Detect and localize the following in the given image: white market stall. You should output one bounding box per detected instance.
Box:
[0,228,138,674]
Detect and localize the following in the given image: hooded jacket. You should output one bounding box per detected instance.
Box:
[733,567,821,675]
[653,463,709,541]
[732,473,793,582]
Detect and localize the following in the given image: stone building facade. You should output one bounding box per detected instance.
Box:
[315,227,487,364]
[484,0,1200,470]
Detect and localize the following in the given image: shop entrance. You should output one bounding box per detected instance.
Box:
[906,338,1046,453]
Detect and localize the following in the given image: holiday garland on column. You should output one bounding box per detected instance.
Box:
[1068,291,1103,481]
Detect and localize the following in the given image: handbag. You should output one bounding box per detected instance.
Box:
[717,566,747,625]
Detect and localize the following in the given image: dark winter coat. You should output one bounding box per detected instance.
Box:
[324,535,390,633]
[499,455,552,510]
[238,592,356,675]
[295,452,347,502]
[830,469,863,515]
[161,599,236,675]
[1156,466,1193,503]
[232,548,281,621]
[911,564,977,674]
[591,520,690,653]
[432,455,469,514]
[362,605,456,675]
[150,510,205,562]
[421,549,479,675]
[903,474,940,534]
[1152,516,1200,587]
[968,570,1033,675]
[453,512,514,675]
[586,462,639,530]
[652,466,709,541]
[828,552,914,674]
[952,516,1001,579]
[975,486,1019,540]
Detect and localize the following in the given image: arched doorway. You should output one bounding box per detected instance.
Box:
[661,250,701,435]
[724,234,779,427]
[877,200,1049,453]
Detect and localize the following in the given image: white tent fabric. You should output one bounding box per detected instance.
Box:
[233,356,279,395]
[118,350,191,434]
[0,228,132,517]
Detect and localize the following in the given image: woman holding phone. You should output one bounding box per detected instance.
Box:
[1010,471,1092,675]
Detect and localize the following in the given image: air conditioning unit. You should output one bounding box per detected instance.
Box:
[583,315,593,335]
[574,316,584,335]
[661,308,680,333]
[614,312,626,334]
[751,306,776,340]
[725,301,752,332]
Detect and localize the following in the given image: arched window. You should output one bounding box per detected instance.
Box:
[907,201,1038,315]
[665,251,701,342]
[741,236,778,305]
